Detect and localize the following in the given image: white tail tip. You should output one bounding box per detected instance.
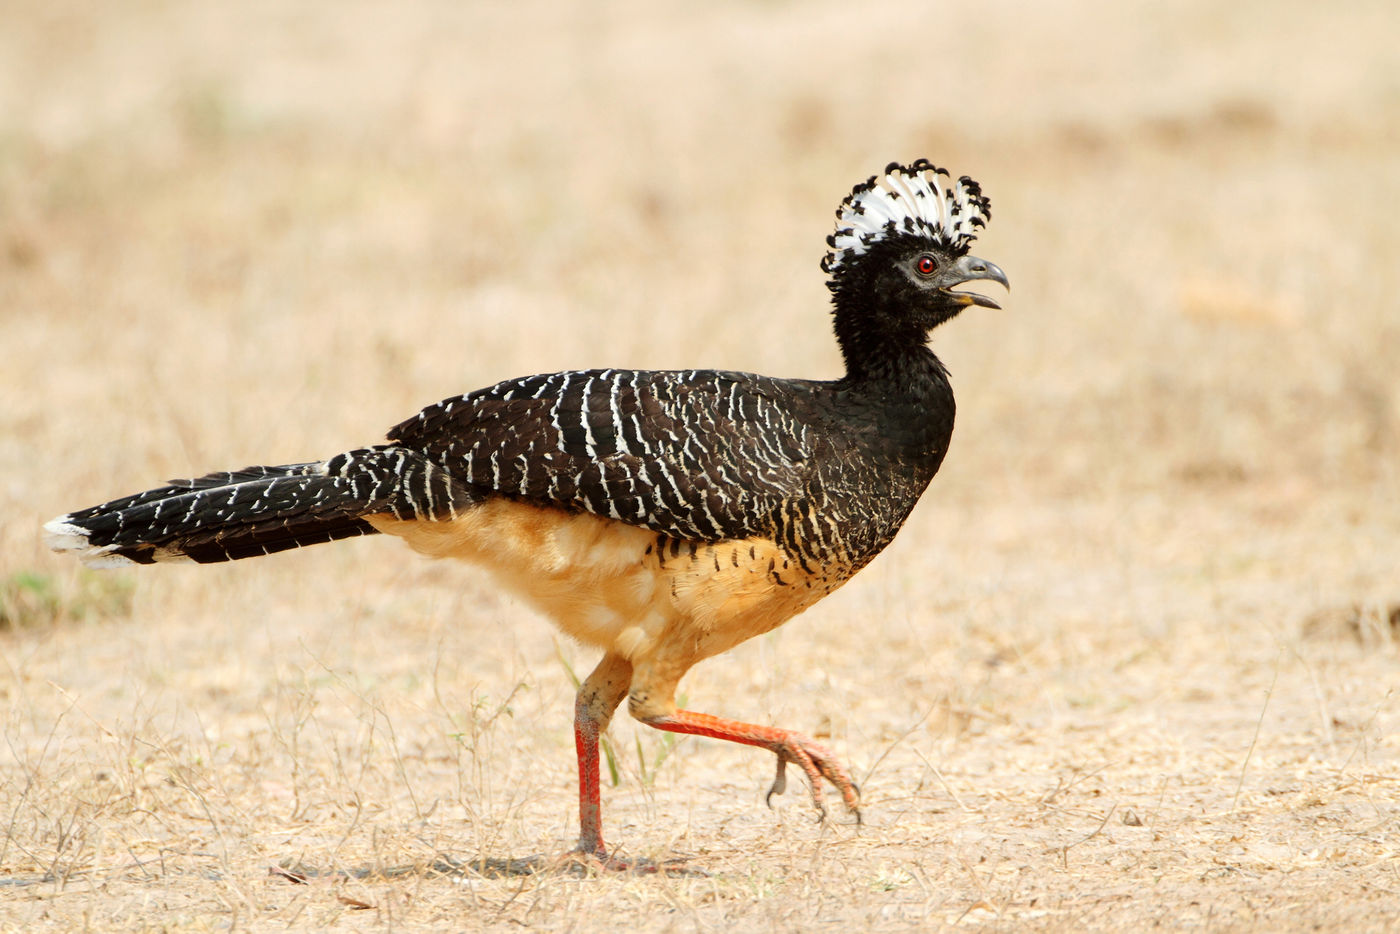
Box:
[43,516,138,568]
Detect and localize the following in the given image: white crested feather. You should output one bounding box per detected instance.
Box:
[823,160,991,274]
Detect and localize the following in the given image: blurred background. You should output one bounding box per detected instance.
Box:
[2,2,1395,547]
[1,0,1397,926]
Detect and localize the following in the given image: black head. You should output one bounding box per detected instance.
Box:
[822,161,1008,378]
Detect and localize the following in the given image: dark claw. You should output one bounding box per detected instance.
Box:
[762,737,859,826]
[765,753,789,807]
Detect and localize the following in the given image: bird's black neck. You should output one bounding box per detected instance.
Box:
[837,334,949,399]
[826,290,957,469]
[831,292,952,399]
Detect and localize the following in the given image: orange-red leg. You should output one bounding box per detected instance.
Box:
[641,709,861,822]
[572,654,632,859]
[574,715,605,854]
[571,651,859,870]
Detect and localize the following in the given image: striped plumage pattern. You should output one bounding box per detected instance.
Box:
[45,449,453,565]
[384,367,948,575]
[48,366,948,581]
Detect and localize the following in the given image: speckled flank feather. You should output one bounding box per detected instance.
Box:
[821,159,991,276]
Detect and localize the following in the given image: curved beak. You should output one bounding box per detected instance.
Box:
[939,254,1010,309]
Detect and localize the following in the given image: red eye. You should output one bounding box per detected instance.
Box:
[915,255,937,276]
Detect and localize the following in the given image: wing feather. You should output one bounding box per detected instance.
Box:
[387,369,825,542]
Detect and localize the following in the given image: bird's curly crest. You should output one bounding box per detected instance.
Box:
[821,159,992,276]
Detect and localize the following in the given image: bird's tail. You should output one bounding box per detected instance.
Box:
[44,445,471,567]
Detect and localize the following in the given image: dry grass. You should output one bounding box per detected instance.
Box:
[3,1,1399,930]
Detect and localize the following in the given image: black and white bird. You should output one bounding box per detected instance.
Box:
[46,160,1008,865]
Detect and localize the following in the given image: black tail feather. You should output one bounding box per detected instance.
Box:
[45,447,473,567]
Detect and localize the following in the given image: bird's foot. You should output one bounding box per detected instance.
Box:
[764,733,862,825]
[641,709,863,826]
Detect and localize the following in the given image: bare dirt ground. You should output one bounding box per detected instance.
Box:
[2,1,1398,930]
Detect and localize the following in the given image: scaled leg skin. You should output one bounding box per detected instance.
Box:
[628,666,861,823]
[572,653,632,859]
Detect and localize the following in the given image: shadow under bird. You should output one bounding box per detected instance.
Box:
[46,160,1008,868]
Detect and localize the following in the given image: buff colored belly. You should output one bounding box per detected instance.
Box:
[366,499,845,667]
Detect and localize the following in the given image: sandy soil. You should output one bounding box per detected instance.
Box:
[2,1,1398,930]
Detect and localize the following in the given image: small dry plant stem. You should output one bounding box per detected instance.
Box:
[1232,651,1281,811]
[1060,804,1117,869]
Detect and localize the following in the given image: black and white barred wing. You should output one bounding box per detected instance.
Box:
[389,369,825,542]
